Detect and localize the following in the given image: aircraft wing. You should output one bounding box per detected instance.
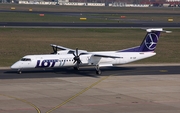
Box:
[51,44,88,54]
[51,44,120,58]
[92,54,120,58]
[51,44,72,50]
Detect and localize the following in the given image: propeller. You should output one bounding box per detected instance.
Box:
[73,48,82,66]
[51,45,58,54]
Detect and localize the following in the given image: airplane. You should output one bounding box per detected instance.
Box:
[11,28,171,74]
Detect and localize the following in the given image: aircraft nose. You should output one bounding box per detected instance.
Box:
[11,62,20,69]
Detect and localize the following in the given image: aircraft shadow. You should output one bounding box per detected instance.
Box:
[2,66,180,79]
[2,66,135,79]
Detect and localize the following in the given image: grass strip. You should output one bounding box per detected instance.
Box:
[0,28,179,67]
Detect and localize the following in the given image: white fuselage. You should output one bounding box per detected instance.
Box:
[11,51,156,70]
[10,28,169,74]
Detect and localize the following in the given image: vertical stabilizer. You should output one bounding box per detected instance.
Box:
[138,28,162,52]
[119,28,171,52]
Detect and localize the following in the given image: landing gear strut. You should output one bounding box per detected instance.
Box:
[95,65,102,75]
[17,69,22,74]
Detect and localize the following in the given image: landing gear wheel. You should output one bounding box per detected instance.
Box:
[95,65,101,75]
[74,66,79,70]
[96,70,102,75]
[17,70,22,74]
[17,69,22,74]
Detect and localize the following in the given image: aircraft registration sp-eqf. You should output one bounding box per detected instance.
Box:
[11,28,171,74]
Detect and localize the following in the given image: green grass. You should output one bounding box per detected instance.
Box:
[0,4,179,67]
[0,12,115,23]
[1,4,180,23]
[1,12,180,23]
[0,28,179,67]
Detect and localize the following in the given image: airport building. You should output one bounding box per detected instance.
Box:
[1,0,180,7]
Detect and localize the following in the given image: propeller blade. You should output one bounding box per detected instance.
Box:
[76,62,79,67]
[77,59,82,64]
[76,48,78,56]
[73,60,76,64]
[52,47,54,51]
[52,46,58,54]
[73,47,82,65]
[73,52,76,57]
[55,46,57,53]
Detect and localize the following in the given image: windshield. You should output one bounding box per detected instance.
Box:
[20,58,31,61]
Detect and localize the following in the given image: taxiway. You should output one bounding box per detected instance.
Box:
[0,64,180,113]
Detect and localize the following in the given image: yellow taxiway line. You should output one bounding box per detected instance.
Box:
[46,75,111,113]
[0,69,167,113]
[46,69,167,113]
[0,93,41,113]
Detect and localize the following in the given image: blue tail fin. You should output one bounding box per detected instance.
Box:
[120,28,171,52]
[138,28,161,52]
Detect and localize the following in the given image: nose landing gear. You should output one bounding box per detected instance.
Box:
[17,69,22,74]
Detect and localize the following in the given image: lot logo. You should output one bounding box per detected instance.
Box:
[145,33,158,50]
[35,59,58,68]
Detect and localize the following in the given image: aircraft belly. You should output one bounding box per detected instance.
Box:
[121,52,156,64]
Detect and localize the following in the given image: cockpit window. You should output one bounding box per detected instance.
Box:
[20,58,31,61]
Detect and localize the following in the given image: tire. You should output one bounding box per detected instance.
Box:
[96,70,101,75]
[18,71,22,74]
[74,67,79,70]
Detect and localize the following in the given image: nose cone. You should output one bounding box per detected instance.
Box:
[11,62,20,69]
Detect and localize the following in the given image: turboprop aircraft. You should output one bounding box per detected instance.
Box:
[11,28,171,74]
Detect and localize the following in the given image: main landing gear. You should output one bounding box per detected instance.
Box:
[73,65,102,75]
[95,65,102,75]
[74,66,79,70]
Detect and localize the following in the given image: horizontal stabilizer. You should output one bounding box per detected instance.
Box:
[144,28,172,33]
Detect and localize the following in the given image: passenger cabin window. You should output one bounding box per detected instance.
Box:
[20,58,31,61]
